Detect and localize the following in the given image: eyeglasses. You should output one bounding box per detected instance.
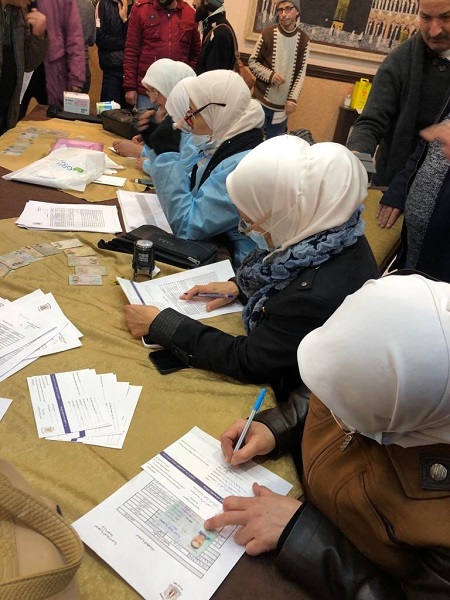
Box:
[183,102,226,129]
[238,211,272,234]
[276,5,296,14]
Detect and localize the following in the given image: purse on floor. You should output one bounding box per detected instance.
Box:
[98,224,218,269]
[0,459,84,600]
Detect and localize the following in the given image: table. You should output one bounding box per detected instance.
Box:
[0,226,309,599]
[0,113,402,599]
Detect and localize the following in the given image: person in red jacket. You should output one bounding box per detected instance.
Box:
[123,0,200,110]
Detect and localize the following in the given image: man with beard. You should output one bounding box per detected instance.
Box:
[347,0,450,191]
[123,0,200,109]
[193,0,236,75]
[0,0,47,134]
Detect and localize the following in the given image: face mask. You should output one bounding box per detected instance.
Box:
[246,230,270,251]
[191,134,215,153]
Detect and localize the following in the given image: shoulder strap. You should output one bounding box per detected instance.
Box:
[0,473,83,599]
[190,128,263,191]
[211,22,241,61]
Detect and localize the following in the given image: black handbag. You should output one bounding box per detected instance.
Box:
[100,109,138,139]
[98,225,218,269]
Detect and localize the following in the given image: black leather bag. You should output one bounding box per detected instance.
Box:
[100,109,137,139]
[98,225,218,269]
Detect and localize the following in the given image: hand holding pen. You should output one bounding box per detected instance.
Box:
[180,282,239,312]
[220,389,276,466]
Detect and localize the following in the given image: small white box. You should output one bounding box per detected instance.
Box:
[63,91,90,115]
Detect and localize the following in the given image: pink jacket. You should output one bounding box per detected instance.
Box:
[37,0,86,107]
[123,0,200,95]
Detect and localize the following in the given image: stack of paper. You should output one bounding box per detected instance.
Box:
[117,190,172,233]
[74,427,293,600]
[16,201,122,233]
[28,369,142,449]
[0,289,83,381]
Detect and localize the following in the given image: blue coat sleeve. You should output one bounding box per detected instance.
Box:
[145,151,245,241]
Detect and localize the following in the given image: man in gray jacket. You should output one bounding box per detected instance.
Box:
[0,0,47,134]
[347,0,450,190]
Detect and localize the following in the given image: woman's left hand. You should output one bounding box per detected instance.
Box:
[123,304,160,338]
[204,483,301,556]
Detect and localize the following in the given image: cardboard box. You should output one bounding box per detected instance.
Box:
[350,78,372,111]
[63,91,90,115]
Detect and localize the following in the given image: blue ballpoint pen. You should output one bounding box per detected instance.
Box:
[233,389,267,454]
[194,292,235,299]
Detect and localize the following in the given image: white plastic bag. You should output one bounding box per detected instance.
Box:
[2,148,106,192]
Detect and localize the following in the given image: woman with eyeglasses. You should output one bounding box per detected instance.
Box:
[140,69,265,268]
[124,136,379,402]
[204,273,450,598]
[112,58,196,159]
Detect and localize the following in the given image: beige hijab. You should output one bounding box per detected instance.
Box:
[226,135,368,252]
[166,69,264,143]
[298,274,450,448]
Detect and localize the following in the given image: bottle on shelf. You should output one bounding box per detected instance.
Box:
[344,86,353,108]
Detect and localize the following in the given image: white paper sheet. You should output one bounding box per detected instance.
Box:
[74,427,292,600]
[118,259,243,320]
[16,201,122,233]
[0,398,12,421]
[117,190,172,233]
[27,369,111,438]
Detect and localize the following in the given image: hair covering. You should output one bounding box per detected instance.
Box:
[226,135,368,252]
[298,274,450,448]
[166,70,264,143]
[277,0,300,11]
[207,0,224,8]
[141,59,195,100]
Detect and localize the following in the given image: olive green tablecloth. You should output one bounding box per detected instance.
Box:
[0,219,308,600]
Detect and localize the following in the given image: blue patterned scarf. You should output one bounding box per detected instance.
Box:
[237,207,365,333]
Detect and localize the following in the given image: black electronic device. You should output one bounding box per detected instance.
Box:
[149,349,189,375]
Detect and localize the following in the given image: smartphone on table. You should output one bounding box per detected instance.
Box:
[149,349,189,374]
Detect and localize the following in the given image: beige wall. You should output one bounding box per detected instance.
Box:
[87,0,382,142]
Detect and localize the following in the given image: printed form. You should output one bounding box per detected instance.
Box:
[74,427,293,600]
[117,260,243,320]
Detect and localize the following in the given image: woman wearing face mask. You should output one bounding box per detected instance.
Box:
[112,58,196,159]
[140,69,265,268]
[124,136,379,402]
[205,273,450,598]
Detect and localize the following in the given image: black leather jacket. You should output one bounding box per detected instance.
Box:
[149,236,379,402]
[254,394,450,599]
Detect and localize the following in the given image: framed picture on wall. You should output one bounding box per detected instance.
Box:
[245,0,419,59]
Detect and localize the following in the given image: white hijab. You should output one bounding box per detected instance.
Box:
[141,59,195,99]
[226,135,368,251]
[298,274,450,448]
[166,70,264,143]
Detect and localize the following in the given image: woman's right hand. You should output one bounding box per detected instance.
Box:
[180,282,239,312]
[220,420,276,466]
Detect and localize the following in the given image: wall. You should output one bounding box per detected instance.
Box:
[223,0,382,141]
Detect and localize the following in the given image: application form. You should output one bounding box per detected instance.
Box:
[74,427,293,600]
[118,260,243,320]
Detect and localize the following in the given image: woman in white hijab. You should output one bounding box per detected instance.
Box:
[140,69,265,268]
[206,273,450,598]
[124,136,379,402]
[112,58,195,158]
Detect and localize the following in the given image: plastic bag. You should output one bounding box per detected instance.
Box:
[2,148,106,192]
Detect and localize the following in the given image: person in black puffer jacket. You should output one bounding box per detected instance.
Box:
[96,0,134,106]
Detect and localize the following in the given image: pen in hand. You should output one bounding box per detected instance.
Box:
[194,292,235,299]
[233,389,267,455]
